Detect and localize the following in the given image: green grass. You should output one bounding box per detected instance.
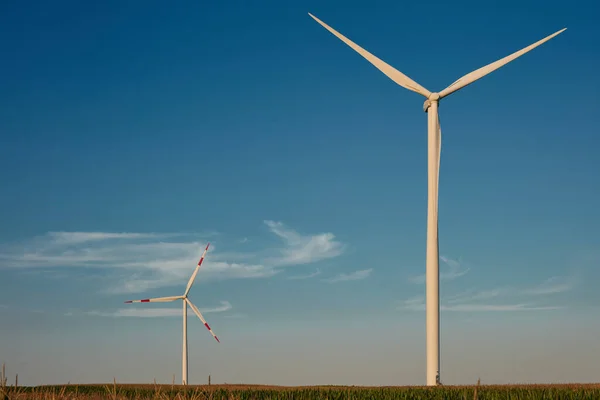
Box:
[3,365,600,400]
[7,384,600,400]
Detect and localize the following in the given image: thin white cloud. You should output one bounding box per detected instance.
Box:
[522,276,577,295]
[398,273,575,313]
[323,268,372,283]
[400,295,425,310]
[442,303,563,312]
[397,297,562,312]
[264,220,345,266]
[47,232,172,245]
[223,313,248,319]
[445,288,507,304]
[86,301,232,318]
[286,269,322,280]
[408,255,470,284]
[0,221,346,294]
[443,276,575,305]
[104,258,278,295]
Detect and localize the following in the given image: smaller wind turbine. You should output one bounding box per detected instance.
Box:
[124,243,219,385]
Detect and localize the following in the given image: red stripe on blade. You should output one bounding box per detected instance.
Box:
[197,243,210,265]
[215,336,220,343]
[204,322,211,330]
[141,299,150,302]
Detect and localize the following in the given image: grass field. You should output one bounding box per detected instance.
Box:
[5,383,600,400]
[3,366,600,400]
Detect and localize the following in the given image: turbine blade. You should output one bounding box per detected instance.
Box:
[439,28,566,99]
[186,299,220,343]
[308,13,431,98]
[183,243,210,297]
[124,295,182,303]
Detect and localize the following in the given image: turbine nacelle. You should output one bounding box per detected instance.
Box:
[423,93,440,113]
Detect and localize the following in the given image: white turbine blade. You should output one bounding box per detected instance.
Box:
[308,13,431,98]
[183,243,210,297]
[186,299,220,343]
[439,28,566,99]
[124,295,183,303]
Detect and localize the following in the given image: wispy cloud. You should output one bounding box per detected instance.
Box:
[323,268,372,283]
[522,275,577,295]
[46,232,173,245]
[443,275,575,305]
[286,269,322,280]
[400,296,425,310]
[0,221,346,294]
[408,256,470,284]
[86,301,232,318]
[223,313,248,319]
[444,288,507,304]
[398,297,563,312]
[398,275,575,312]
[443,304,563,311]
[263,220,345,267]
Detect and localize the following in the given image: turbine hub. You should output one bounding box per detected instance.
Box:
[423,93,440,112]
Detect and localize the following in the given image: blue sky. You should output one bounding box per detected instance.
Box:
[1,0,600,387]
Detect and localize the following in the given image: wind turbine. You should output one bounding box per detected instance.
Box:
[307,13,566,386]
[124,243,220,385]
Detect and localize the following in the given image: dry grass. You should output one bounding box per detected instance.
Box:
[3,364,600,400]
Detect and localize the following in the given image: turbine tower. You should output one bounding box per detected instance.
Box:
[124,243,220,385]
[307,13,566,386]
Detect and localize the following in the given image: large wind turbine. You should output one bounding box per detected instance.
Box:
[307,13,566,386]
[124,243,220,385]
